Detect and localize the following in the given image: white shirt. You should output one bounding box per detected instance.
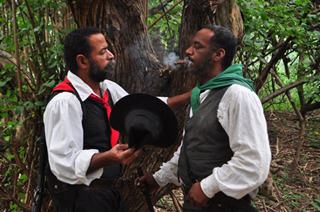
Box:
[44,71,167,185]
[153,84,271,200]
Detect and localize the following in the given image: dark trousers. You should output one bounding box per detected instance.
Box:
[47,170,126,212]
[51,186,127,212]
[183,191,258,212]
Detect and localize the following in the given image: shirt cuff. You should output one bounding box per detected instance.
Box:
[75,149,103,185]
[157,96,168,104]
[200,174,220,199]
[153,170,169,187]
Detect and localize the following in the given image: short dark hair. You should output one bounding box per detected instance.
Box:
[64,27,101,74]
[203,24,237,69]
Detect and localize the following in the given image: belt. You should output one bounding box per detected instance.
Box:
[75,179,115,190]
[182,186,252,210]
[210,192,251,208]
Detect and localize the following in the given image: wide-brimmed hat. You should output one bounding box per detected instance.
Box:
[110,93,178,148]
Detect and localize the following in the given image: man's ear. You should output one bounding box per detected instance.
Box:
[212,48,225,63]
[76,54,89,70]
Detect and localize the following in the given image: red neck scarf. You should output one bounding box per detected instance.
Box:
[53,78,119,147]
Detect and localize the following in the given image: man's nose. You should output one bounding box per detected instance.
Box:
[185,47,193,56]
[106,49,114,60]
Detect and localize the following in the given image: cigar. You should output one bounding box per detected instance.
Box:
[174,57,192,68]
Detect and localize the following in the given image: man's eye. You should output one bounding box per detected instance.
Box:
[194,43,202,49]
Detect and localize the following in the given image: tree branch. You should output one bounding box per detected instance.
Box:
[255,37,293,92]
[160,0,173,38]
[148,0,183,29]
[270,69,304,121]
[149,0,174,16]
[12,0,23,99]
[0,189,30,211]
[300,102,320,115]
[0,49,17,65]
[24,0,47,73]
[262,79,307,104]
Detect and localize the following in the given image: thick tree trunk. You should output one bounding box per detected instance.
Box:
[67,0,169,95]
[66,1,243,211]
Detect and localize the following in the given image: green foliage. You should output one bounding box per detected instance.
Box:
[0,0,74,209]
[237,0,320,111]
[147,0,183,52]
[283,191,305,208]
[9,203,17,211]
[312,197,320,211]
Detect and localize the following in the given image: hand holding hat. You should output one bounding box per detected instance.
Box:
[110,94,178,148]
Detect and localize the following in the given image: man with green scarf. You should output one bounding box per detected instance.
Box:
[137,25,271,211]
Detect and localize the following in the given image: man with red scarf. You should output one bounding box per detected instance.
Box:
[44,27,189,212]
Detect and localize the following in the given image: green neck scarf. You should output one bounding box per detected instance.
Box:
[191,64,254,114]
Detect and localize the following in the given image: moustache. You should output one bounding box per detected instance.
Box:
[105,59,116,71]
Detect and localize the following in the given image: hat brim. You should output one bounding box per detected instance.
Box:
[110,93,178,148]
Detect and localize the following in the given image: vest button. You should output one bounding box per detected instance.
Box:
[217,203,222,207]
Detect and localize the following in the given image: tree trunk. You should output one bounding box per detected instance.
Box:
[66,1,243,211]
[67,0,169,95]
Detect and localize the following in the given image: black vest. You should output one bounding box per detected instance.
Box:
[82,98,121,180]
[178,86,233,188]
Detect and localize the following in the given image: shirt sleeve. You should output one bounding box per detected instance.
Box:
[43,92,103,185]
[200,85,271,199]
[153,143,182,187]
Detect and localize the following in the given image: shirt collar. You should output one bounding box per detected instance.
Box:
[67,71,106,101]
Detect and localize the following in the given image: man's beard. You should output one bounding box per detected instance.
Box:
[89,59,116,82]
[189,56,212,77]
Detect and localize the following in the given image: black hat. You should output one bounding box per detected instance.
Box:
[110,93,178,148]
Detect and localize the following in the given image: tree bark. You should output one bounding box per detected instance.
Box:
[67,0,169,95]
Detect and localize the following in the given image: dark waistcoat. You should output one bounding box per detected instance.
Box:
[178,86,233,188]
[82,98,121,180]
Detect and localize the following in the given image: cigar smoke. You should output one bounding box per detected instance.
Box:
[163,52,192,70]
[163,52,179,69]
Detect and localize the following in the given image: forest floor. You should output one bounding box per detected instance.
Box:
[154,111,320,212]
